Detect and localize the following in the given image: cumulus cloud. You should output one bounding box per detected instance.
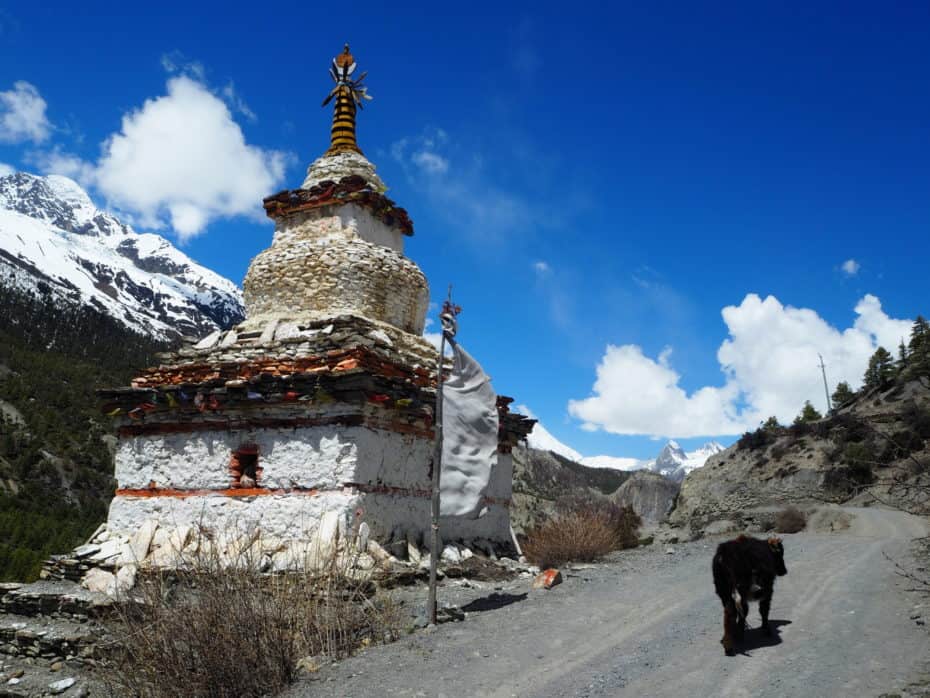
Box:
[94,76,290,239]
[0,81,51,144]
[569,293,912,438]
[841,258,860,276]
[569,345,743,438]
[0,162,14,176]
[26,145,95,187]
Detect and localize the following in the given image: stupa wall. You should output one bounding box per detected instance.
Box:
[243,206,429,334]
[112,424,432,492]
[106,417,515,545]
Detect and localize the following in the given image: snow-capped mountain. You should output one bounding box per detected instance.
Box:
[651,440,726,482]
[0,172,244,340]
[524,416,725,481]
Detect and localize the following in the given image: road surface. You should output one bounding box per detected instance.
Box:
[288,507,930,698]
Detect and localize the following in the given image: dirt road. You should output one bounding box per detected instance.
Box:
[289,507,930,697]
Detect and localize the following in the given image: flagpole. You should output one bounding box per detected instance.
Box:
[428,285,453,625]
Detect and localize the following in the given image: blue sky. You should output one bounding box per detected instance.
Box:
[1,1,928,459]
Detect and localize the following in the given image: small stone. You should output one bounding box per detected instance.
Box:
[532,569,563,589]
[49,677,77,694]
[51,661,64,671]
[665,547,675,555]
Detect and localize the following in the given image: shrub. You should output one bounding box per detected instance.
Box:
[523,498,641,568]
[774,506,807,534]
[737,428,772,451]
[101,535,400,698]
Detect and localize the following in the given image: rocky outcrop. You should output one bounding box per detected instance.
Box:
[612,470,679,523]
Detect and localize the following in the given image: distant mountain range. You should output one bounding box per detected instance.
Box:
[0,171,243,340]
[525,419,725,482]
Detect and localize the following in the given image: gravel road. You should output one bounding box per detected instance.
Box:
[287,507,930,698]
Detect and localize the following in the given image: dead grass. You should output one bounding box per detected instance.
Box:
[774,506,807,534]
[100,532,400,698]
[523,498,641,569]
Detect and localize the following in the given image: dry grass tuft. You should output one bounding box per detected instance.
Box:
[523,498,641,569]
[774,506,807,534]
[100,531,400,698]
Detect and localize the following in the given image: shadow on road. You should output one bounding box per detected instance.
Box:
[739,619,792,655]
[461,592,528,613]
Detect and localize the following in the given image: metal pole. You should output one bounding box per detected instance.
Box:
[818,353,832,414]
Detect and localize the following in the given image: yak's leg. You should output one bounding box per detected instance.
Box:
[734,587,750,640]
[760,588,773,635]
[721,603,736,656]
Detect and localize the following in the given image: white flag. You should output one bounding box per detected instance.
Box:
[439,337,498,518]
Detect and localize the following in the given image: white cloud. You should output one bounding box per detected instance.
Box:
[0,81,51,144]
[533,260,550,274]
[94,76,290,240]
[569,293,912,438]
[26,145,95,188]
[411,150,448,174]
[841,258,860,276]
[389,128,533,239]
[221,82,257,122]
[569,344,743,438]
[0,162,14,176]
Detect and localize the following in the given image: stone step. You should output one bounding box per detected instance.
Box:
[0,582,112,621]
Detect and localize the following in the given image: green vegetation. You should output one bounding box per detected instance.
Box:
[794,400,822,425]
[831,381,855,407]
[0,284,169,580]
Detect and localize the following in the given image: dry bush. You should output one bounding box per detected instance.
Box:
[523,498,641,568]
[100,533,400,698]
[774,506,807,534]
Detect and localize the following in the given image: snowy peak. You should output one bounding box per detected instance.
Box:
[651,440,726,482]
[522,415,725,482]
[0,171,244,340]
[0,172,124,237]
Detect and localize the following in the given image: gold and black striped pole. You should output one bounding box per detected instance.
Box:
[322,45,369,156]
[327,84,360,155]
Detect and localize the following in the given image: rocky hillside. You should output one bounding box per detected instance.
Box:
[510,445,631,534]
[611,470,680,524]
[0,171,244,340]
[670,367,930,536]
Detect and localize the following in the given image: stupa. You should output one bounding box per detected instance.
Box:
[95,46,534,568]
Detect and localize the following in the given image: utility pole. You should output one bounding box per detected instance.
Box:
[818,353,832,414]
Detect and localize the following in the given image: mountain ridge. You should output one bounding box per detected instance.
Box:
[524,419,724,482]
[0,171,244,341]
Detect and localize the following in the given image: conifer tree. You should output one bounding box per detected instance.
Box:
[863,347,895,389]
[908,316,930,376]
[794,400,822,425]
[831,381,856,406]
[762,416,781,431]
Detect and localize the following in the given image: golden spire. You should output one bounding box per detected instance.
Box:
[321,44,372,156]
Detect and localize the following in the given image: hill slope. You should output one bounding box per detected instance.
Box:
[670,373,930,534]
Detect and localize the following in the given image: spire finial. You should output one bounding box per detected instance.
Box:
[321,44,372,156]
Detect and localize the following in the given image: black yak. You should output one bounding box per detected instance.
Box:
[712,535,787,655]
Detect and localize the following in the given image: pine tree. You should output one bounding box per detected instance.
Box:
[762,416,781,431]
[909,316,929,357]
[794,400,822,425]
[908,316,930,377]
[863,347,895,389]
[831,381,856,406]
